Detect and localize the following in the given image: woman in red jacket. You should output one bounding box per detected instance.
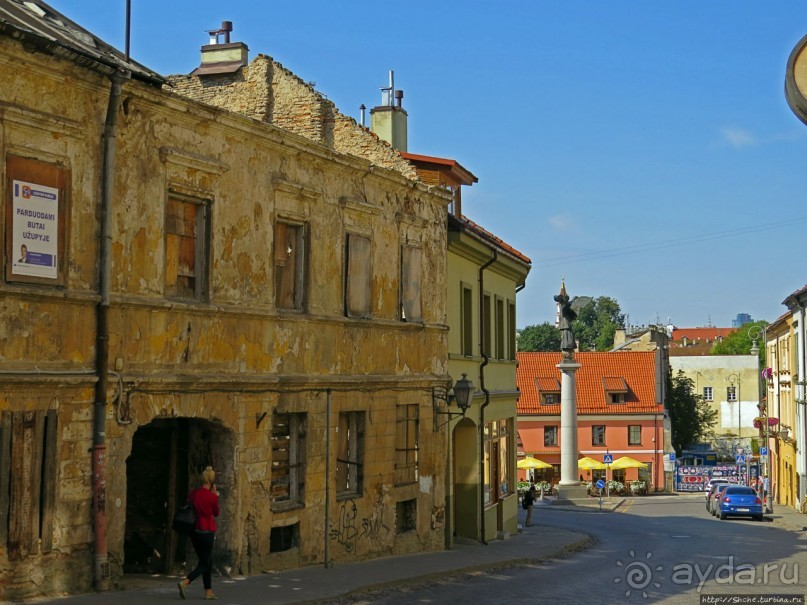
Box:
[178,466,220,600]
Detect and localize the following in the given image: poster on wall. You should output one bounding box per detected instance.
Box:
[11,179,58,279]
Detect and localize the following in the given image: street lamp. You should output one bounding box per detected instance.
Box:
[433,374,475,429]
[749,325,773,513]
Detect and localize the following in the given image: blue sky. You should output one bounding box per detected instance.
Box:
[47,1,807,330]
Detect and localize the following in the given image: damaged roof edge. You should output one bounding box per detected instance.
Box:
[0,0,164,85]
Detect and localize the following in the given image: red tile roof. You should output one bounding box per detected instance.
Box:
[449,214,532,265]
[535,377,561,391]
[517,351,662,415]
[602,377,628,392]
[399,152,478,185]
[670,327,735,343]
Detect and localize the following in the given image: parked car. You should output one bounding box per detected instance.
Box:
[716,486,764,521]
[705,480,731,510]
[710,483,732,516]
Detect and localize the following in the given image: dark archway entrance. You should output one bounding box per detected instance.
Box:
[124,418,189,574]
[124,417,232,575]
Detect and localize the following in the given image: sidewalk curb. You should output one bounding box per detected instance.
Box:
[299,533,595,605]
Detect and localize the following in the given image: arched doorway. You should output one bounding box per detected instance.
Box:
[124,418,233,575]
[452,417,478,541]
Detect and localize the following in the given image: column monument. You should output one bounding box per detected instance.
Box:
[555,282,587,500]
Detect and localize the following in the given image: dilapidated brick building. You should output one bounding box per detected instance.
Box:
[0,3,455,600]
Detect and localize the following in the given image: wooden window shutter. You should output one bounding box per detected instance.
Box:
[401,246,422,322]
[346,234,371,318]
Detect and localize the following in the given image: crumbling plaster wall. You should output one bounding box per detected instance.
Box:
[0,27,452,597]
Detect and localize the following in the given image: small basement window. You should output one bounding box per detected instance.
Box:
[269,523,299,553]
[396,498,417,534]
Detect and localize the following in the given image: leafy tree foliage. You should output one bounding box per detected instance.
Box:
[572,296,625,352]
[710,320,768,367]
[517,322,560,352]
[518,295,626,352]
[667,370,718,454]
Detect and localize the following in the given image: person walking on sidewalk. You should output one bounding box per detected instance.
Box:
[178,466,220,601]
[522,486,536,527]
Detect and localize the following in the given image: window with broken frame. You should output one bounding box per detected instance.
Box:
[394,404,419,485]
[270,412,307,508]
[336,411,365,497]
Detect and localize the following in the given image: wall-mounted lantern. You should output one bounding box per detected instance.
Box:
[433,373,474,429]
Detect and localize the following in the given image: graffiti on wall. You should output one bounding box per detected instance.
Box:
[329,493,390,553]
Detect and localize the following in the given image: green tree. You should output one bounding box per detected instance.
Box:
[667,370,718,454]
[517,322,560,352]
[710,320,768,367]
[571,296,625,352]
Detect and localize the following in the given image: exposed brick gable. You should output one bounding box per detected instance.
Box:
[166,55,417,180]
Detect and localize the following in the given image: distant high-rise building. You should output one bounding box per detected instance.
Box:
[732,313,753,327]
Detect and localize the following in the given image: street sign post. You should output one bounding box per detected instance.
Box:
[596,479,605,510]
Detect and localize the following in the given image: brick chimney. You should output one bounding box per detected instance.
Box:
[191,21,249,76]
[370,70,407,151]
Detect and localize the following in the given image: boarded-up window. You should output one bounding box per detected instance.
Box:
[461,285,473,356]
[274,221,305,310]
[336,412,364,497]
[400,245,422,322]
[345,234,371,318]
[0,410,58,559]
[166,196,208,300]
[394,404,419,485]
[270,413,306,508]
[4,156,68,286]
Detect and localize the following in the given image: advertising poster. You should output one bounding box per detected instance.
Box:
[12,179,58,279]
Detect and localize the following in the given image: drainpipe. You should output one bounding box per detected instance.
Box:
[93,69,128,591]
[324,388,331,568]
[654,414,659,492]
[478,249,496,545]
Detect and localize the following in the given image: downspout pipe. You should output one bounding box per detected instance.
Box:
[478,249,496,545]
[93,69,128,591]
[324,388,332,568]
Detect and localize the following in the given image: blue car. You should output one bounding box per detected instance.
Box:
[717,486,764,521]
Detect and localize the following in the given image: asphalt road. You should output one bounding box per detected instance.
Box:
[326,494,807,604]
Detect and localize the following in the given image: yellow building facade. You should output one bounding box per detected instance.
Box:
[766,313,798,509]
[445,214,531,542]
[0,6,454,600]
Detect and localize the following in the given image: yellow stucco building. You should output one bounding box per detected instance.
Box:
[0,5,458,599]
[765,313,798,509]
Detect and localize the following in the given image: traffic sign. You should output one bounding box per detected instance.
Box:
[596,479,605,489]
[603,454,613,464]
[736,454,746,464]
[760,447,768,456]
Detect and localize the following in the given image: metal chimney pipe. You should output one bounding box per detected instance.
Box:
[394,90,403,108]
[221,21,233,43]
[359,104,366,127]
[388,70,394,106]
